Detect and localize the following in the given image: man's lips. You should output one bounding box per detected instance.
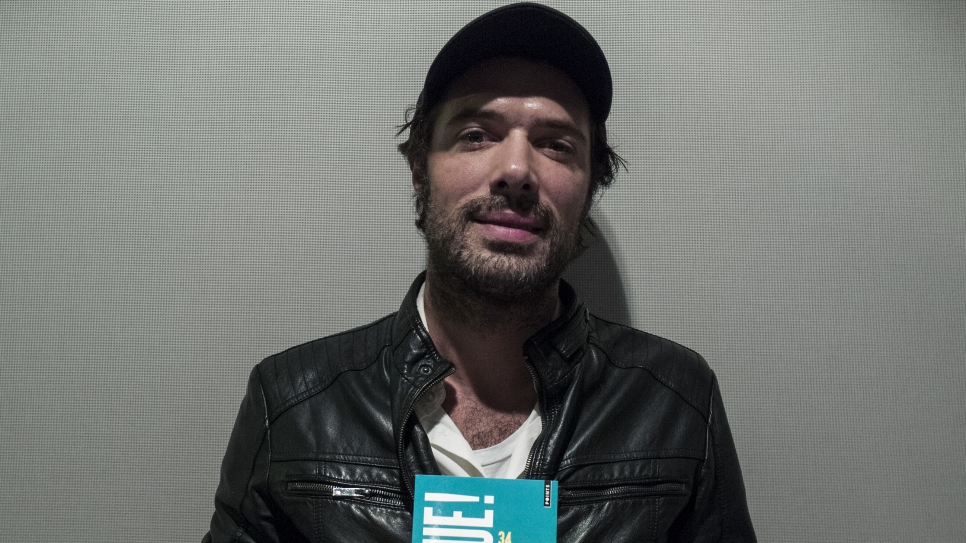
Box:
[475,211,543,231]
[473,211,544,243]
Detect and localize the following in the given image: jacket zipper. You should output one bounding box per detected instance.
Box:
[522,354,547,478]
[522,300,585,479]
[286,480,406,508]
[558,480,688,505]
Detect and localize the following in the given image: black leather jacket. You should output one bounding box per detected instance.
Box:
[205,275,756,542]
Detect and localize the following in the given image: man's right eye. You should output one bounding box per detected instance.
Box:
[460,130,487,145]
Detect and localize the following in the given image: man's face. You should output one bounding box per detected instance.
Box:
[416,57,592,300]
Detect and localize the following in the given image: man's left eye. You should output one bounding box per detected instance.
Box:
[543,140,574,154]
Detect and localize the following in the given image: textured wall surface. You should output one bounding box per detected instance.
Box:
[2,1,964,541]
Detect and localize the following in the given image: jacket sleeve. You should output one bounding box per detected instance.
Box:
[670,376,757,543]
[204,366,285,543]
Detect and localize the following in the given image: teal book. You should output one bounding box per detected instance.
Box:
[412,474,558,543]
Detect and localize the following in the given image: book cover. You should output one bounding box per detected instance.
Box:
[412,474,558,543]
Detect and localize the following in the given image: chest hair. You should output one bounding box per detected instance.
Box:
[448,400,531,450]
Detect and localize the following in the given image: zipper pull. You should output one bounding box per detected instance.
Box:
[332,487,369,498]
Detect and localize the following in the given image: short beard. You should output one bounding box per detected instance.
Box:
[420,186,580,306]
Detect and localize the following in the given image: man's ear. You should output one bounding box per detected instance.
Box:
[410,161,425,190]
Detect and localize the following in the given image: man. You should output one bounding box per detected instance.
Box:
[206,3,756,542]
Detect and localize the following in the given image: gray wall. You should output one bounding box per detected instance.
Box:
[2,1,963,541]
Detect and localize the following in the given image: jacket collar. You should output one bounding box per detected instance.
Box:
[389,272,590,386]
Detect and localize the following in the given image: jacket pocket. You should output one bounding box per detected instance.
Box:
[559,478,688,505]
[285,478,407,510]
[557,477,691,542]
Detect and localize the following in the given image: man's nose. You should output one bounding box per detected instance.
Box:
[490,132,536,195]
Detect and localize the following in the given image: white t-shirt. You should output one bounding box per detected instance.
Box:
[414,285,543,478]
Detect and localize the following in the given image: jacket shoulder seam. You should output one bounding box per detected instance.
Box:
[586,315,714,419]
[257,313,397,422]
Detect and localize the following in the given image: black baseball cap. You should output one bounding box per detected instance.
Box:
[417,2,612,122]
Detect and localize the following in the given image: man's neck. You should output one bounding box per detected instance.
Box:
[421,267,558,449]
[424,267,559,338]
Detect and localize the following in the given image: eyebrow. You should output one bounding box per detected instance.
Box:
[444,106,588,142]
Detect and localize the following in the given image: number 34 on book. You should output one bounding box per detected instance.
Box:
[412,475,558,543]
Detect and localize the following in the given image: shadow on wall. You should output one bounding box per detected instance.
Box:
[562,214,631,326]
